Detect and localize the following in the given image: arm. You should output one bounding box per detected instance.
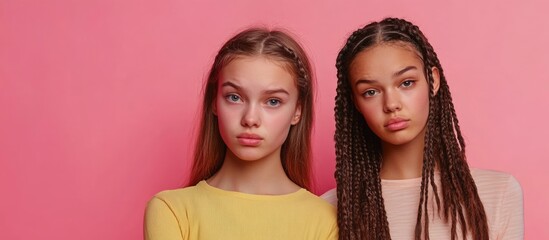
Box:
[144,196,186,240]
[498,175,524,240]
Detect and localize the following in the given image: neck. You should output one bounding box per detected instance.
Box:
[207,150,300,195]
[380,131,425,180]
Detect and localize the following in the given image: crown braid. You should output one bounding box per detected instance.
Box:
[268,37,314,189]
[334,18,489,240]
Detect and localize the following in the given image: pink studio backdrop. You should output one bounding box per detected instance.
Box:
[1,0,547,239]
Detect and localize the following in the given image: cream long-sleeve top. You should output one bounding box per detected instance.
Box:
[145,180,338,240]
[321,168,523,239]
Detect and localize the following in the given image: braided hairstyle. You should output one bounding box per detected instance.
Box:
[335,18,489,240]
[189,28,315,190]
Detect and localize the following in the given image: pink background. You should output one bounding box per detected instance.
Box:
[1,0,547,239]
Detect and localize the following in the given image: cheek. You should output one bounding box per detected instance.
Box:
[215,101,236,130]
[264,107,298,134]
[409,91,431,121]
[269,109,295,127]
[355,100,382,125]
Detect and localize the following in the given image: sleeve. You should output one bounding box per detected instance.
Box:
[498,175,524,240]
[144,196,186,240]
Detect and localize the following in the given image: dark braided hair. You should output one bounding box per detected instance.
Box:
[334,18,489,240]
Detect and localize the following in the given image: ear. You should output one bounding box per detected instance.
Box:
[430,67,441,96]
[291,105,302,125]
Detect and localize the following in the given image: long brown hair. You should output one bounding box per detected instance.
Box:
[335,18,489,239]
[188,28,315,190]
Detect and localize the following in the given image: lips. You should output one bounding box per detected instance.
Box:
[385,117,409,131]
[237,133,263,146]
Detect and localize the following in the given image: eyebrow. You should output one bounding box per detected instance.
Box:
[221,81,241,90]
[354,66,418,87]
[354,79,377,86]
[221,81,290,95]
[393,66,418,78]
[264,89,290,95]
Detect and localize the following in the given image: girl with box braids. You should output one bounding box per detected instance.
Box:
[333,18,490,240]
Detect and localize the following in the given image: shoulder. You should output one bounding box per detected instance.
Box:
[144,186,205,240]
[470,168,523,212]
[287,189,337,227]
[146,184,207,213]
[320,188,337,207]
[470,169,524,238]
[471,168,516,182]
[297,189,337,213]
[145,183,212,225]
[296,190,338,237]
[471,168,522,194]
[153,186,201,202]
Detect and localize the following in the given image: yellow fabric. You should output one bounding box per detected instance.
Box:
[145,181,338,240]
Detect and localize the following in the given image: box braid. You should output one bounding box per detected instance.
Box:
[334,18,488,240]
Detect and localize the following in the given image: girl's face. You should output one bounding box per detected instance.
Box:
[215,56,301,163]
[349,43,439,146]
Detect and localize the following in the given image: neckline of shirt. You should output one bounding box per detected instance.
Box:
[197,180,308,200]
[381,171,441,188]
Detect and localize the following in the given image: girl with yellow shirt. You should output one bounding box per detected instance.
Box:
[145,28,337,240]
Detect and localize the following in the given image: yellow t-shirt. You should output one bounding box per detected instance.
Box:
[145,181,338,240]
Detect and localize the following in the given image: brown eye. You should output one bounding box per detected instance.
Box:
[363,89,379,97]
[401,80,415,88]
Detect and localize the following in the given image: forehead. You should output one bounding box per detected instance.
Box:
[219,55,297,89]
[349,43,424,79]
[225,54,296,76]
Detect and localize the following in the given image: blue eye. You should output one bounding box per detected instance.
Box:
[363,89,379,97]
[226,94,241,103]
[401,80,415,88]
[267,98,281,107]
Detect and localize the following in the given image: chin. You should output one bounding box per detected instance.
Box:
[231,151,265,162]
[382,136,417,146]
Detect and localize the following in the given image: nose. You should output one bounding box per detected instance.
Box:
[241,103,261,127]
[383,90,402,113]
